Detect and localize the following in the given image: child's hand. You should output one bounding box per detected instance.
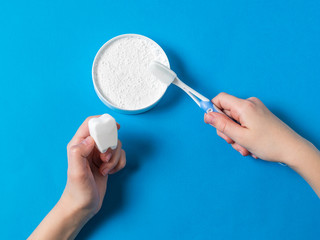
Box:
[204,93,307,165]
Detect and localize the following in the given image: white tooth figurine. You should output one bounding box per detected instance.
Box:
[88,114,118,153]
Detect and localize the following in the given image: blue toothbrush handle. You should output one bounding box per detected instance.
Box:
[200,100,222,113]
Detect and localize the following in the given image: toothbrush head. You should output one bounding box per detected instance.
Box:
[149,61,177,87]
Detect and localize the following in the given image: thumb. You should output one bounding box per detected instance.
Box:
[68,136,95,171]
[204,112,245,142]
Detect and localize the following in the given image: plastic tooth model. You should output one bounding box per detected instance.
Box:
[88,114,118,153]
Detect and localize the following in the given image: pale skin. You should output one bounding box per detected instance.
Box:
[29,93,320,239]
[29,116,126,240]
[204,92,320,197]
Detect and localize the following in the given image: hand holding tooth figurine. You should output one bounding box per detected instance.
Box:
[29,115,126,240]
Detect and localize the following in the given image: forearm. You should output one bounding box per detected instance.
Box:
[284,138,320,197]
[28,197,91,240]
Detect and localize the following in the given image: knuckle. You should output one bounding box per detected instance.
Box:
[219,120,228,134]
[247,96,262,105]
[67,169,86,181]
[246,100,256,108]
[242,100,256,113]
[69,145,81,156]
[213,92,228,104]
[248,96,258,102]
[218,92,227,99]
[120,159,126,169]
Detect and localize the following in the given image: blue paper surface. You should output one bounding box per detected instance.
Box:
[1,0,320,239]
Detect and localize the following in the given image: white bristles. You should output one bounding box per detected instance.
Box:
[149,61,177,86]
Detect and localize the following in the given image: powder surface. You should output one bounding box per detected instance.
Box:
[94,35,169,110]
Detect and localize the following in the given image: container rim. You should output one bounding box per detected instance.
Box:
[91,33,170,114]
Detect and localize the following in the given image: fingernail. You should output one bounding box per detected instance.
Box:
[239,150,244,156]
[101,168,109,176]
[204,114,215,124]
[104,152,112,162]
[82,136,93,145]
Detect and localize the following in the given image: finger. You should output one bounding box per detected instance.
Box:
[99,141,122,176]
[93,155,102,169]
[251,153,259,159]
[92,147,114,170]
[204,112,246,142]
[92,165,109,202]
[109,150,126,174]
[223,109,232,118]
[212,92,244,111]
[91,146,104,169]
[68,115,101,148]
[212,92,245,122]
[100,148,113,162]
[231,143,250,156]
[216,130,234,144]
[68,136,95,172]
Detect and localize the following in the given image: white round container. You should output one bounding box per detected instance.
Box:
[92,34,170,114]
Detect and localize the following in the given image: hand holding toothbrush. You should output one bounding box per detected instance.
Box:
[205,92,320,197]
[204,92,304,161]
[150,61,320,197]
[149,62,307,162]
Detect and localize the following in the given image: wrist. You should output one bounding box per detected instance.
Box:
[28,195,93,240]
[52,196,93,239]
[281,136,318,169]
[58,194,94,225]
[283,139,320,197]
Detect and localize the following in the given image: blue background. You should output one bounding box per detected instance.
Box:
[1,0,320,239]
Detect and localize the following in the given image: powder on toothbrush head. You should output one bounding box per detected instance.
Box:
[93,34,169,111]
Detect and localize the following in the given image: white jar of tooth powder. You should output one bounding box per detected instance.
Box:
[92,34,170,114]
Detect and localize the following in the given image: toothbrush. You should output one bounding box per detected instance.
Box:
[149,61,223,114]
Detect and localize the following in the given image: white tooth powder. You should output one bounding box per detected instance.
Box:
[93,34,169,111]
